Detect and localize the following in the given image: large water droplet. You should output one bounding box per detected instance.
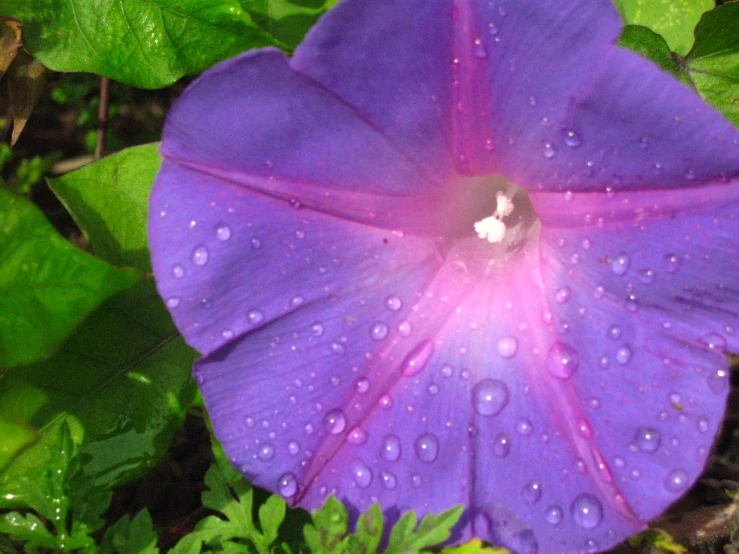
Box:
[414,433,439,463]
[555,286,571,304]
[401,340,435,377]
[215,223,231,241]
[277,473,297,497]
[247,309,264,325]
[543,141,556,158]
[699,333,727,353]
[545,506,562,525]
[398,321,413,337]
[493,433,511,457]
[607,325,622,340]
[350,459,373,489]
[616,345,632,365]
[347,427,368,445]
[171,264,184,279]
[166,296,180,308]
[563,130,582,147]
[522,480,542,503]
[355,377,369,394]
[570,494,603,529]
[310,322,324,336]
[258,443,275,461]
[611,253,630,276]
[323,409,347,435]
[381,434,401,462]
[516,419,533,436]
[191,244,209,266]
[635,427,661,453]
[496,337,518,358]
[472,379,510,416]
[370,322,389,341]
[288,441,300,455]
[546,342,579,379]
[664,469,689,492]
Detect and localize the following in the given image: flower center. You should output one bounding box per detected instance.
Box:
[473,190,516,244]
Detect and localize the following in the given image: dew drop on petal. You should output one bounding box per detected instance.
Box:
[516,419,533,436]
[288,441,300,455]
[311,322,324,337]
[414,433,439,463]
[401,340,434,377]
[664,469,689,492]
[546,342,580,379]
[635,427,661,453]
[607,325,621,340]
[664,254,680,273]
[639,268,655,284]
[555,287,571,304]
[493,433,511,457]
[381,469,397,490]
[381,434,401,462]
[398,320,413,337]
[215,223,231,241]
[323,409,347,435]
[385,295,402,311]
[697,417,709,433]
[277,473,297,497]
[251,238,262,249]
[350,459,373,489]
[496,336,518,358]
[258,443,275,460]
[610,253,630,276]
[248,309,264,325]
[355,377,369,394]
[699,333,727,353]
[191,244,209,266]
[166,296,180,308]
[543,141,556,158]
[347,427,368,445]
[570,494,603,529]
[564,130,582,147]
[171,264,184,279]
[521,480,542,503]
[545,506,563,525]
[616,345,632,365]
[370,322,389,341]
[472,379,510,416]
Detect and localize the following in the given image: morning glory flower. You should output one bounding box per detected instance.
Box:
[148,0,739,552]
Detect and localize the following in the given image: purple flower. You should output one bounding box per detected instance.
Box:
[148,1,739,552]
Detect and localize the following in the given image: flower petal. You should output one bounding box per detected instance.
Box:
[452,1,739,189]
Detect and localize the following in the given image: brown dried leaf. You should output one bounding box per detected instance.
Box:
[0,17,21,80]
[7,49,46,145]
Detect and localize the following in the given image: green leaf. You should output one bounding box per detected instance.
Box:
[304,496,350,554]
[100,509,159,554]
[385,506,464,554]
[171,465,284,554]
[0,416,36,472]
[49,143,162,272]
[441,539,509,554]
[0,188,139,368]
[0,512,58,550]
[2,0,284,89]
[354,503,383,554]
[684,2,739,128]
[242,0,339,48]
[612,0,712,55]
[617,25,687,81]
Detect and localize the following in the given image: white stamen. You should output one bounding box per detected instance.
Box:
[473,190,515,244]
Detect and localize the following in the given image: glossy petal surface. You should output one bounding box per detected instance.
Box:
[149,0,739,553]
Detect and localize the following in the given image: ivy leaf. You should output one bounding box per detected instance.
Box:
[1,0,288,89]
[684,2,739,128]
[385,506,464,554]
[612,0,712,55]
[0,188,139,368]
[100,509,159,554]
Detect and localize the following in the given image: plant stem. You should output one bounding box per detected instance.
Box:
[95,76,110,159]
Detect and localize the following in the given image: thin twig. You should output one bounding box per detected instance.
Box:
[95,76,110,159]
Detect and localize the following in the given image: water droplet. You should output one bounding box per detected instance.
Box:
[221,328,234,340]
[248,309,264,325]
[546,342,579,379]
[496,337,518,358]
[310,322,324,336]
[516,419,533,436]
[277,473,297,497]
[401,340,435,377]
[398,321,413,337]
[381,434,401,462]
[370,322,389,341]
[472,379,510,416]
[380,470,397,490]
[664,254,680,273]
[684,169,696,180]
[545,506,562,525]
[555,287,571,304]
[414,433,439,463]
[411,473,422,487]
[697,417,709,433]
[611,253,630,276]
[215,223,231,241]
[355,377,369,393]
[427,383,439,395]
[543,141,556,158]
[564,130,582,147]
[166,296,180,308]
[493,433,511,457]
[171,264,184,279]
[378,394,394,409]
[707,367,729,394]
[258,443,275,460]
[473,37,488,58]
[191,245,209,266]
[664,469,689,492]
[699,333,727,353]
[385,295,402,311]
[251,238,262,249]
[350,459,372,489]
[323,409,347,435]
[639,268,655,284]
[521,480,542,503]
[570,494,603,529]
[635,427,661,453]
[607,325,622,340]
[616,345,632,365]
[488,21,499,35]
[330,342,345,355]
[288,441,300,455]
[347,427,368,445]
